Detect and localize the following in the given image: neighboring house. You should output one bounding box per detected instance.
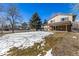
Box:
[43,25,49,31]
[47,14,76,31]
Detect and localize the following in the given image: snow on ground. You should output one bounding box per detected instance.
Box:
[72,36,77,39]
[44,49,53,56]
[0,31,53,56]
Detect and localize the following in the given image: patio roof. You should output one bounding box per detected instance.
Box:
[52,21,72,26]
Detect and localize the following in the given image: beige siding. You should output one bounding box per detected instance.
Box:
[48,14,73,24]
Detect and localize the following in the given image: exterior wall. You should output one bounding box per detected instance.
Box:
[48,15,74,24]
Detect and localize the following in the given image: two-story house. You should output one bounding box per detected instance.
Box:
[47,14,76,31]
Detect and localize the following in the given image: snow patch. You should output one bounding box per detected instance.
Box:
[41,41,45,47]
[44,49,53,56]
[0,31,53,56]
[72,36,77,39]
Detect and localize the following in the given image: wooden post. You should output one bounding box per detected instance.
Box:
[66,24,67,31]
[54,26,55,30]
[55,26,56,30]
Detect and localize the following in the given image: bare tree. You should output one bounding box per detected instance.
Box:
[0,16,6,34]
[7,4,22,33]
[0,5,5,34]
[71,4,79,13]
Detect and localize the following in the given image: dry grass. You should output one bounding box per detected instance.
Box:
[7,42,51,56]
[44,32,67,56]
[44,32,79,56]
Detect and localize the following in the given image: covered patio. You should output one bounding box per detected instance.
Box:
[52,21,72,31]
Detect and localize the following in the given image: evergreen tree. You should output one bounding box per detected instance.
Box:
[29,12,42,31]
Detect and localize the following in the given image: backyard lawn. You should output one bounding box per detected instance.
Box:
[0,31,79,56]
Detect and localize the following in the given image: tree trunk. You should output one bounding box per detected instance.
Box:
[12,24,15,33]
[11,17,15,33]
[1,24,3,34]
[12,28,14,33]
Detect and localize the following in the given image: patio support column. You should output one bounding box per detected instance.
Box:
[54,26,55,30]
[55,26,56,30]
[66,24,67,31]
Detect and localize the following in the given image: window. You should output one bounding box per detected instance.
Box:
[50,20,53,23]
[61,17,69,21]
[61,18,65,21]
[50,20,55,23]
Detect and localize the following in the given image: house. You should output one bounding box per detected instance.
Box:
[47,14,76,31]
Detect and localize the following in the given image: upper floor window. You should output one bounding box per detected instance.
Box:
[61,18,65,21]
[51,20,53,23]
[61,17,69,21]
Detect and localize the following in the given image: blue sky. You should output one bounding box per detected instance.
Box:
[3,3,74,22]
